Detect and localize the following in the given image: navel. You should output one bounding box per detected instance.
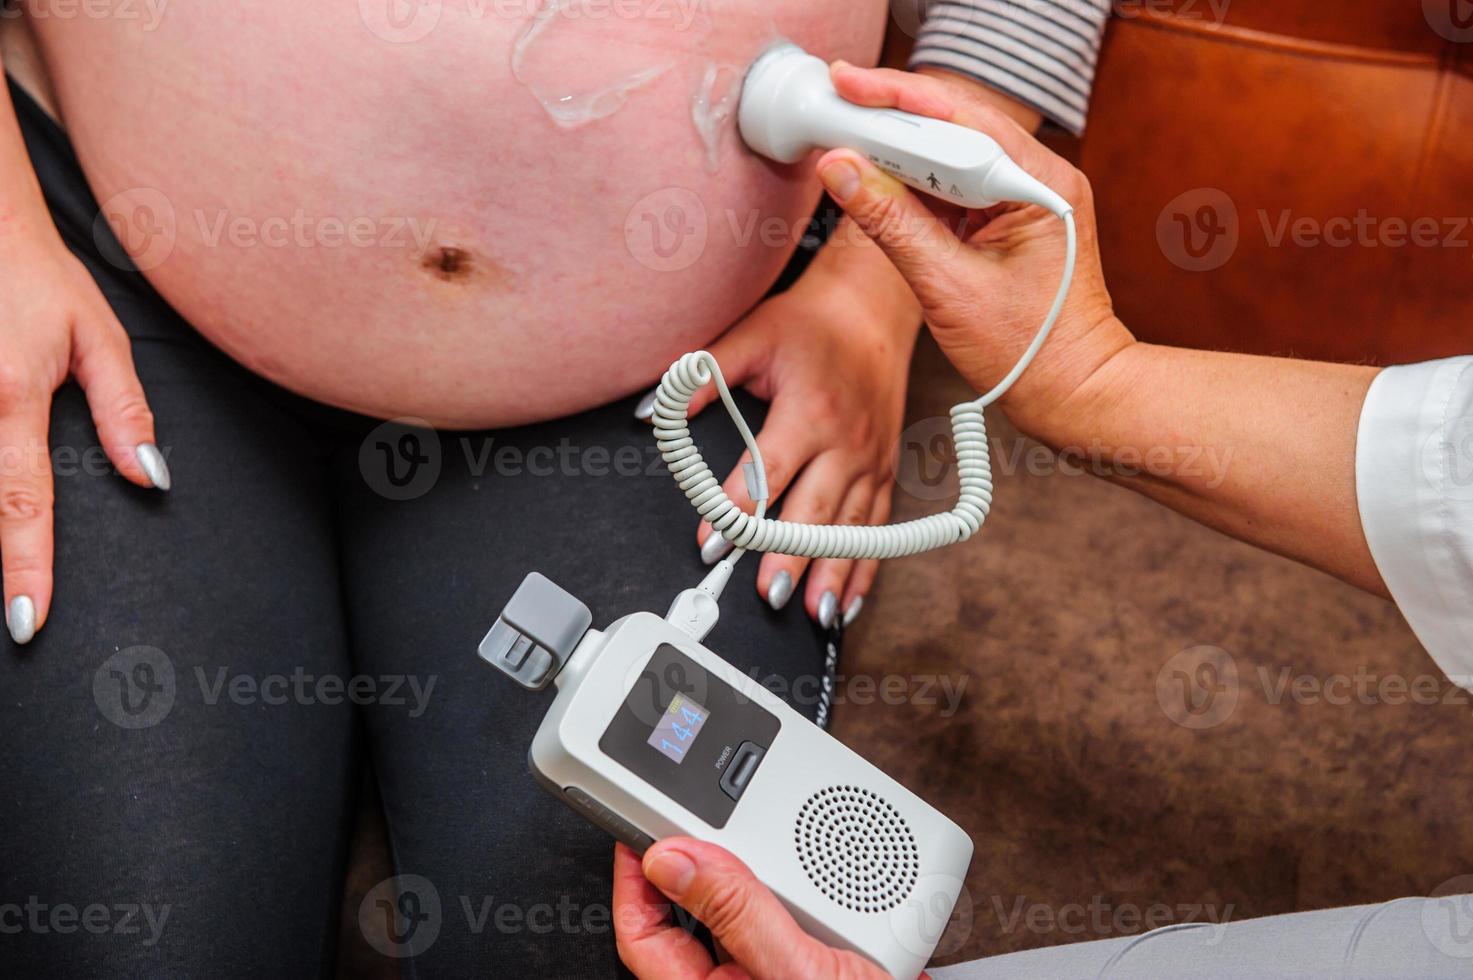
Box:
[422,245,474,282]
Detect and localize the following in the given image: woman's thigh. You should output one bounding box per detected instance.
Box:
[0,329,358,976]
[337,394,827,975]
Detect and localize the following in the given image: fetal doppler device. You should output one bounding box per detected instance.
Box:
[477,43,1079,979]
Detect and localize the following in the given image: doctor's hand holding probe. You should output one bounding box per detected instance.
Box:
[613,61,1473,980]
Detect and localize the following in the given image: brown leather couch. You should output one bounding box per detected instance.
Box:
[1083,1,1473,364]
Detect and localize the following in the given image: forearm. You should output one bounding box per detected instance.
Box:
[0,50,56,252]
[1041,335,1387,596]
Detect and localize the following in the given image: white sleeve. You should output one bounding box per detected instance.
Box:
[1356,356,1473,690]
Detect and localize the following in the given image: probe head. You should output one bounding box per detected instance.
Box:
[738,40,828,164]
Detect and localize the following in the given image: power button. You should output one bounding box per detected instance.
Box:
[718,741,766,801]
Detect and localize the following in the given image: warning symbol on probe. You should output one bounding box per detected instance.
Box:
[949,185,963,197]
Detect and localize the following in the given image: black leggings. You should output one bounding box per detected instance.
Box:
[0,78,829,977]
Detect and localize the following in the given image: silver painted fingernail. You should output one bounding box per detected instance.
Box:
[842,597,863,627]
[136,442,171,491]
[7,595,36,645]
[766,570,794,611]
[818,590,839,629]
[634,388,658,422]
[701,532,734,566]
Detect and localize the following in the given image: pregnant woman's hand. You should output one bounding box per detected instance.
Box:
[815,63,1132,446]
[674,231,920,627]
[0,203,170,645]
[614,839,923,980]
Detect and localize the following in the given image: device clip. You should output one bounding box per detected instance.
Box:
[478,572,592,691]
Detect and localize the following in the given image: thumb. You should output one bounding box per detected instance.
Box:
[643,839,853,980]
[817,150,965,304]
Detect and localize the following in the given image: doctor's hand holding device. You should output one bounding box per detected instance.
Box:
[474,44,1101,980]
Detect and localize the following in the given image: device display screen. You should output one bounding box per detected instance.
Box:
[601,644,781,828]
[646,693,709,763]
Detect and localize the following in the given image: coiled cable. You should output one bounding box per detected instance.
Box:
[652,209,1077,563]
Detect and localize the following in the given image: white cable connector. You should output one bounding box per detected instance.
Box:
[653,209,1077,564]
[664,559,734,643]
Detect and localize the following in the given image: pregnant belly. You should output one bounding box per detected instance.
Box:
[30,2,886,426]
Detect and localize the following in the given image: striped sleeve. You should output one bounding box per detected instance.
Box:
[909,0,1112,136]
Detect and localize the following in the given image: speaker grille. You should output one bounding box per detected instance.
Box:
[794,785,919,913]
